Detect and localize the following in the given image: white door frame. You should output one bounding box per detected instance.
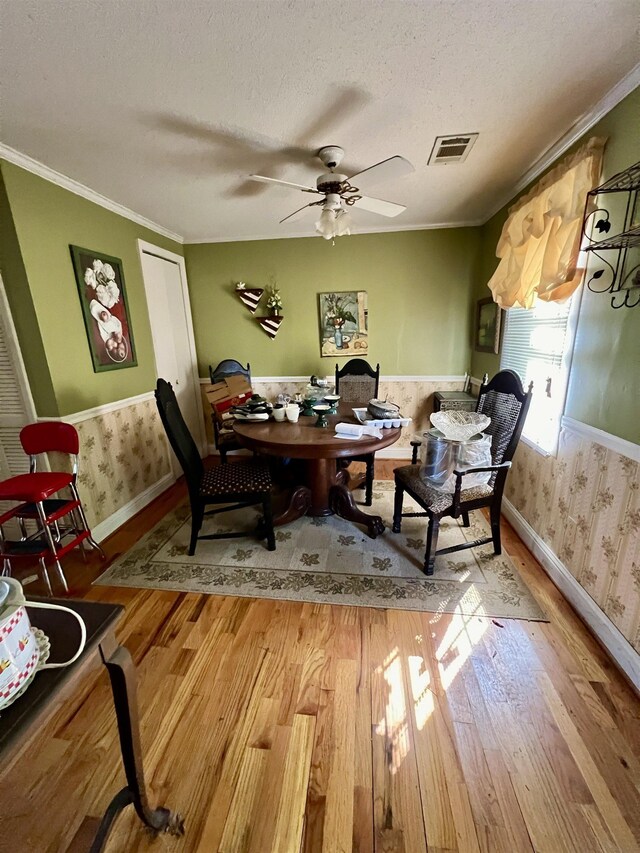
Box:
[0,273,38,426]
[137,240,207,457]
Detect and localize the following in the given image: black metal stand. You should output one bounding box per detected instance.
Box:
[88,639,184,853]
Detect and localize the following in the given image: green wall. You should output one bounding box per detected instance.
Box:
[470,87,640,443]
[184,228,481,379]
[0,161,183,416]
[0,169,58,414]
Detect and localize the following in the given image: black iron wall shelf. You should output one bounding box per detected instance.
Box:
[582,160,640,308]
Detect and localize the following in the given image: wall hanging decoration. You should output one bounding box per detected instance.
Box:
[474,297,502,353]
[581,159,640,309]
[235,281,264,313]
[70,245,137,372]
[318,290,368,357]
[255,315,284,339]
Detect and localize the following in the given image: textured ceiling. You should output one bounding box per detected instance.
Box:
[1,0,638,242]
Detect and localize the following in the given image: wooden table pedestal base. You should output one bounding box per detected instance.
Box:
[271,458,385,538]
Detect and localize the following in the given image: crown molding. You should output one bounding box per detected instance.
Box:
[0,143,184,244]
[184,220,482,245]
[482,62,640,223]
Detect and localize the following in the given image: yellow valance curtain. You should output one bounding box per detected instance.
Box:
[488,137,606,308]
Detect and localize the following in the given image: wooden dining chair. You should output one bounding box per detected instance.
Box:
[392,370,532,575]
[335,359,380,506]
[209,359,252,463]
[155,379,275,555]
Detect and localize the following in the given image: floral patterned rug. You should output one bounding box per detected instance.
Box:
[95,482,545,619]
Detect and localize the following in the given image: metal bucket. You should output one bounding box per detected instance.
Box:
[420,428,486,490]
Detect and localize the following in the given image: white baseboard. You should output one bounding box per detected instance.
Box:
[502,498,640,693]
[91,472,175,543]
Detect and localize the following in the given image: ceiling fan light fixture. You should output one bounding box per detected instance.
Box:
[334,208,352,237]
[315,207,335,240]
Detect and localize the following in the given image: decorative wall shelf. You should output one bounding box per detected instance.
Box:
[255,315,284,339]
[236,286,264,313]
[582,160,640,308]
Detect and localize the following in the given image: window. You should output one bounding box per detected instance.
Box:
[500,294,580,454]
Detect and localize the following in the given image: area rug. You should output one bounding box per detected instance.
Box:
[95,482,545,620]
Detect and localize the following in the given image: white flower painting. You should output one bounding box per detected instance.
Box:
[71,245,137,372]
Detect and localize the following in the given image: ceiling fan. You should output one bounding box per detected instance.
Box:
[248,146,414,239]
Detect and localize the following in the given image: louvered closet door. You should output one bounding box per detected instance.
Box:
[0,277,36,498]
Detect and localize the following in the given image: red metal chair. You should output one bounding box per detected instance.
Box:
[0,421,104,593]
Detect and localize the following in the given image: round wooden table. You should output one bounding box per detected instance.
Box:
[233,407,401,537]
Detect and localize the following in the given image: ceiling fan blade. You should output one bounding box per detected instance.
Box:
[353,195,407,218]
[347,156,414,192]
[249,174,319,193]
[279,202,322,224]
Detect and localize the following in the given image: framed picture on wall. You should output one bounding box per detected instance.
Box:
[70,245,137,372]
[318,290,368,357]
[475,297,502,354]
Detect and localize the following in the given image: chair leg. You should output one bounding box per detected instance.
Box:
[39,557,53,596]
[36,501,69,593]
[461,511,470,527]
[189,504,204,556]
[364,456,374,506]
[490,501,502,555]
[262,495,276,552]
[424,515,440,576]
[71,484,106,559]
[220,447,228,464]
[392,483,404,533]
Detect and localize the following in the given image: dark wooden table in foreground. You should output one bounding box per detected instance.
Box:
[234,405,400,537]
[0,598,183,853]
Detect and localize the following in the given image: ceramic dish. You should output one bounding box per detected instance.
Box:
[353,408,412,429]
[0,627,51,711]
[368,399,401,419]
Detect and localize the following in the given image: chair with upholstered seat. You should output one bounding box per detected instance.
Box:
[335,359,380,505]
[0,421,104,594]
[392,370,532,575]
[155,378,275,555]
[209,359,251,463]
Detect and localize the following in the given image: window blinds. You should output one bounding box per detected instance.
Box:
[500,298,573,452]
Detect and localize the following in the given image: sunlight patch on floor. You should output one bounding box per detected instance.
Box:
[436,597,489,690]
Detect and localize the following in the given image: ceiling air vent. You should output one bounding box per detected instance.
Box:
[428,133,479,165]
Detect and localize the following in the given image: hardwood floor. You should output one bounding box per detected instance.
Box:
[1,463,639,853]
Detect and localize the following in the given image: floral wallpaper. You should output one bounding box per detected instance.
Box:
[50,397,172,530]
[506,426,640,653]
[201,377,467,450]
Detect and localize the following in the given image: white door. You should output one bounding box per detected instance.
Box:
[138,243,205,478]
[0,275,38,534]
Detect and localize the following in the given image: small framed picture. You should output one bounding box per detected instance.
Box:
[475,297,502,354]
[70,245,137,372]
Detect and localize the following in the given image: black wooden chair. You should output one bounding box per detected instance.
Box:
[335,359,381,505]
[209,360,252,463]
[155,379,275,556]
[392,370,532,575]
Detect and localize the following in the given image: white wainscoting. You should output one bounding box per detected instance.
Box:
[503,497,640,693]
[37,391,155,425]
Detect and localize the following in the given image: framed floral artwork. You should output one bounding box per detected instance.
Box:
[318,290,368,357]
[70,245,137,372]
